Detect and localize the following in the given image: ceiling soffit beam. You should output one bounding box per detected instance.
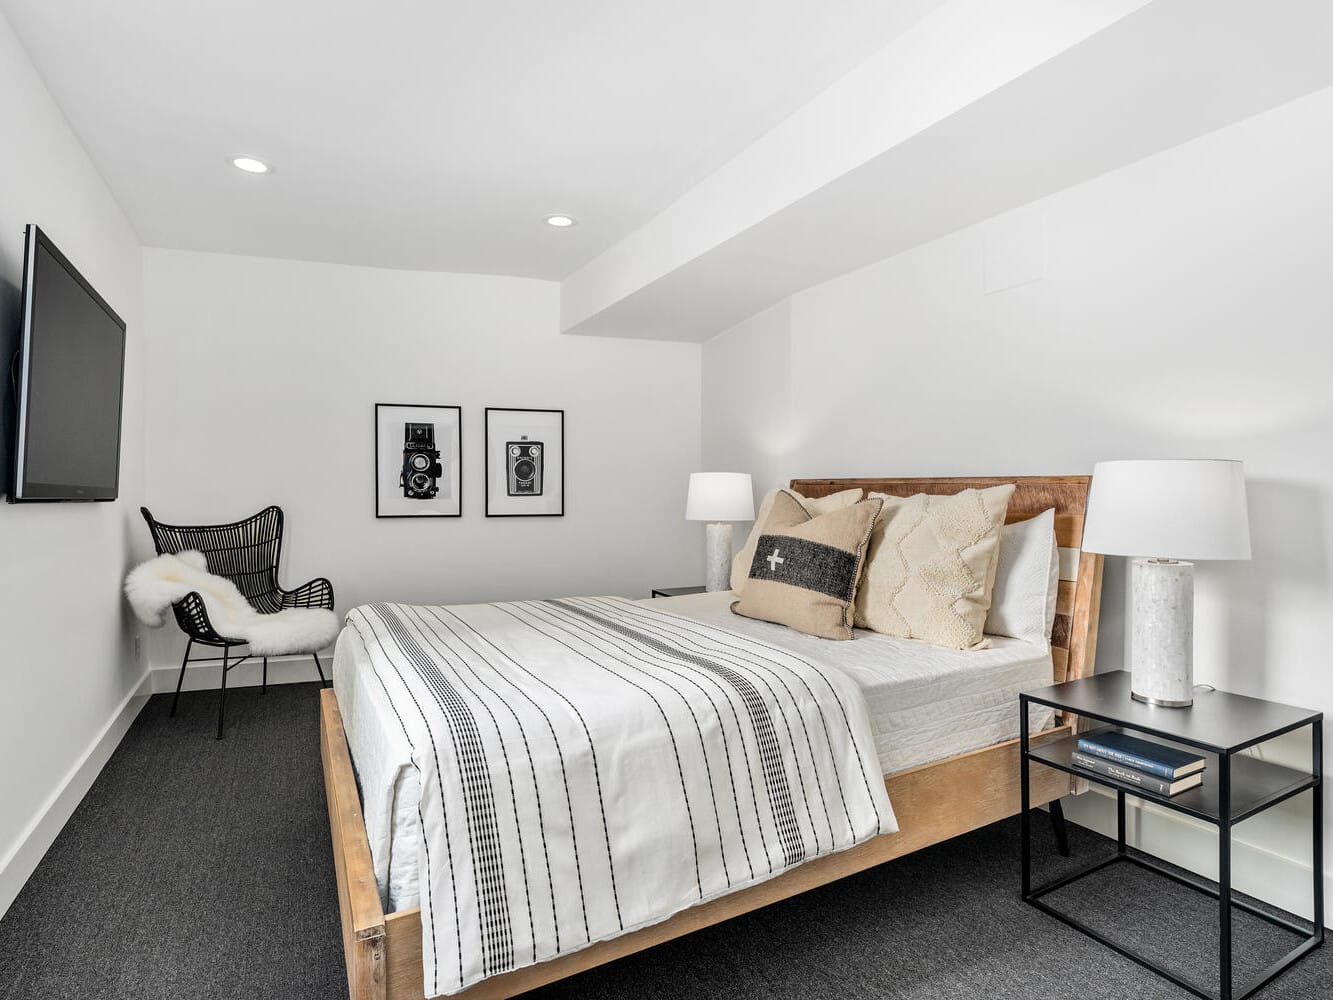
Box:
[560,0,1150,336]
[562,0,1333,341]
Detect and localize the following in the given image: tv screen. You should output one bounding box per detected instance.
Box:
[9,225,127,502]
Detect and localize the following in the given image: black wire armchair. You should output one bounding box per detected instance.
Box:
[140,505,335,739]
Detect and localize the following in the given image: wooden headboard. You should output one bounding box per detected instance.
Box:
[790,476,1103,685]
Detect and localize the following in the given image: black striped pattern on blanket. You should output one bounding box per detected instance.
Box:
[345,596,896,996]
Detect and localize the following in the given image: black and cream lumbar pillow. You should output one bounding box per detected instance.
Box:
[731,490,883,640]
[729,486,864,591]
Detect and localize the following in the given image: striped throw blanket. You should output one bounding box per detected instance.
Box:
[346,597,896,996]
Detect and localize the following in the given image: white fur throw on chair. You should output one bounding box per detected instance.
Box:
[125,551,340,656]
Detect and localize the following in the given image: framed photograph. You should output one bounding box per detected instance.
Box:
[485,407,564,517]
[375,403,462,518]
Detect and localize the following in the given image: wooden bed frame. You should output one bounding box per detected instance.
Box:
[320,475,1104,1000]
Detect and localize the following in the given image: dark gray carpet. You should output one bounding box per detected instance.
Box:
[1,682,1329,999]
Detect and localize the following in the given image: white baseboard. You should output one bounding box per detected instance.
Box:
[1062,785,1331,929]
[0,669,153,920]
[149,652,327,694]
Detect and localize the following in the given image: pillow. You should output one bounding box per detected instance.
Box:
[730,491,883,640]
[730,487,864,592]
[986,508,1059,645]
[854,484,1015,650]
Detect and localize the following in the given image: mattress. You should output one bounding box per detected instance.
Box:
[651,592,1055,774]
[334,592,1054,913]
[333,628,423,914]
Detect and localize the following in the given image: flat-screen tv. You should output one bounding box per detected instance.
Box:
[8,224,127,502]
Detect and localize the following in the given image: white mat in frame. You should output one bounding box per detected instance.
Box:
[375,403,462,517]
[485,406,564,516]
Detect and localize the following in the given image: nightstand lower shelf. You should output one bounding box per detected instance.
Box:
[1025,849,1321,1000]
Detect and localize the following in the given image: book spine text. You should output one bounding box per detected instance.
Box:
[1074,739,1176,779]
[1071,752,1174,795]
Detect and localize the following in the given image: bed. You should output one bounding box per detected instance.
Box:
[333,591,1059,915]
[320,476,1103,1000]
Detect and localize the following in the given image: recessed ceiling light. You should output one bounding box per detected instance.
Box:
[232,156,271,174]
[544,214,577,228]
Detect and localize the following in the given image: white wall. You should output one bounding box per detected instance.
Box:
[702,84,1333,921]
[0,11,148,914]
[141,249,703,680]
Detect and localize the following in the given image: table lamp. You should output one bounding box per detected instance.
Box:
[1081,459,1251,707]
[686,473,755,592]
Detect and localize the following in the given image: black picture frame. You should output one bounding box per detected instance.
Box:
[485,407,565,517]
[375,403,463,518]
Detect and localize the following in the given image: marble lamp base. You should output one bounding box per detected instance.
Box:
[1130,558,1195,707]
[704,523,734,592]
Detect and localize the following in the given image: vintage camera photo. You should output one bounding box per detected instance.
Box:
[376,404,460,517]
[485,407,562,517]
[506,439,543,496]
[401,422,443,500]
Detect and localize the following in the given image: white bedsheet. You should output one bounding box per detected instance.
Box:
[334,591,1054,914]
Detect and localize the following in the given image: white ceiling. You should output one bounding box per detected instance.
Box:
[1,0,943,279]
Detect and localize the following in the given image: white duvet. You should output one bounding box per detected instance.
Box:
[335,592,1055,920]
[343,597,895,996]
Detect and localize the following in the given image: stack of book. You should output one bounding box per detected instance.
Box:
[1072,729,1207,796]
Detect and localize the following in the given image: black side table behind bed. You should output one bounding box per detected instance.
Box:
[651,585,708,598]
[1020,670,1322,1000]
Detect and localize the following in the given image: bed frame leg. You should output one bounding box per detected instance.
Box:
[1049,799,1070,857]
[349,930,387,1000]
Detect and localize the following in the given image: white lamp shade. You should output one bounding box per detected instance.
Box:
[1082,459,1251,560]
[686,472,754,522]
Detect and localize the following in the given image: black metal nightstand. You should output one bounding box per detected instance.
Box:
[1021,670,1323,1000]
[650,586,708,598]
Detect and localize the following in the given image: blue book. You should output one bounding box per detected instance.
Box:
[1070,752,1204,797]
[1075,729,1206,780]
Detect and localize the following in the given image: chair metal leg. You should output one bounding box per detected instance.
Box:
[312,651,328,688]
[217,646,229,741]
[1050,799,1071,857]
[170,639,193,717]
[262,657,268,694]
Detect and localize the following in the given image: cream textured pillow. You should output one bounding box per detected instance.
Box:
[985,509,1059,645]
[730,487,864,592]
[731,491,883,640]
[854,484,1015,649]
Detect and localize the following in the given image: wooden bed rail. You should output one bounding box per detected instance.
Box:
[321,689,1075,1000]
[321,690,388,1000]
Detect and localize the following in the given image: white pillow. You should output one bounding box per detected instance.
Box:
[985,508,1058,645]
